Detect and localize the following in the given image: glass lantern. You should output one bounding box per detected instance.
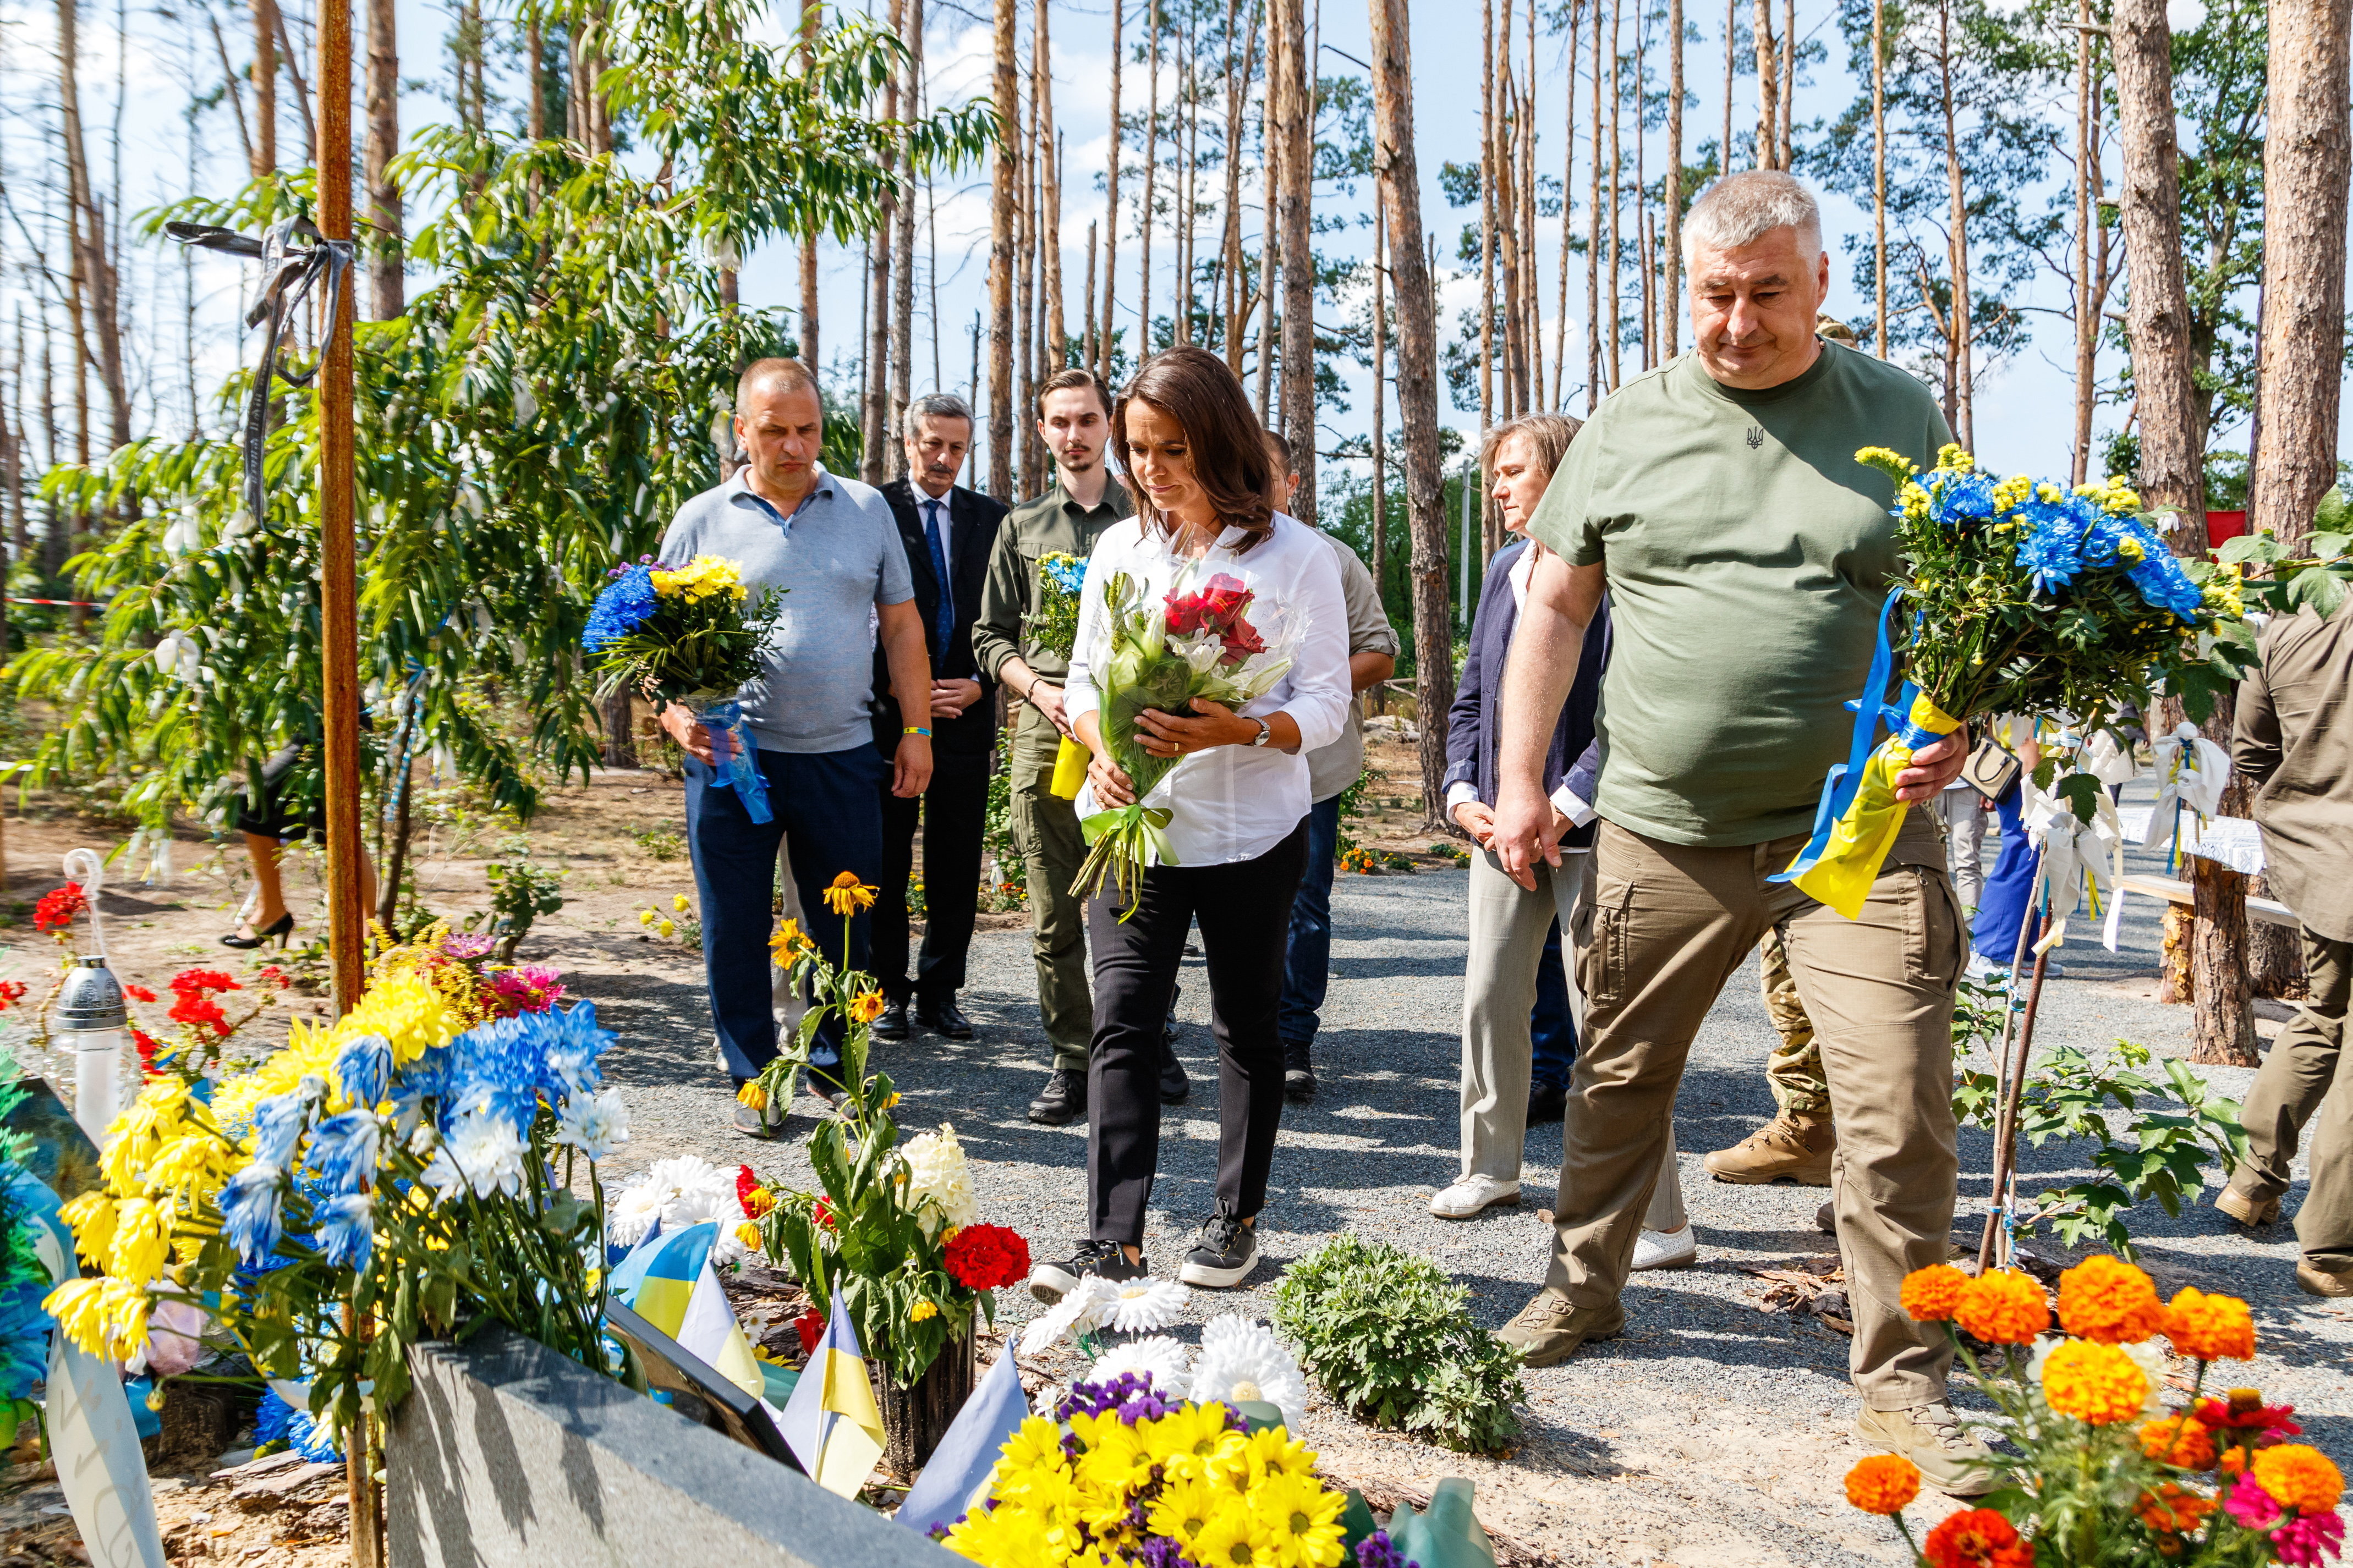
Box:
[53,956,127,1146]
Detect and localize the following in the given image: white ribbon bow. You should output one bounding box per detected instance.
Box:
[2142,722,2230,850]
[2025,781,2127,953]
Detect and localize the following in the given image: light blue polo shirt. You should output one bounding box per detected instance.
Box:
[658,465,914,755]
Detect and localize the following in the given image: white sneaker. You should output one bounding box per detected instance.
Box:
[1429,1174,1521,1219]
[1631,1223,1697,1271]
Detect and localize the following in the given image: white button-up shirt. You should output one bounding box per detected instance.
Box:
[1066,512,1352,866]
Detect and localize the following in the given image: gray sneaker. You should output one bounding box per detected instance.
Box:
[1855,1402,2000,1495]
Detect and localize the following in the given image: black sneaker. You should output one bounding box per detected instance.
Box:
[1030,1239,1150,1304]
[1282,1038,1317,1103]
[1028,1068,1087,1125]
[1527,1079,1567,1125]
[871,999,911,1043]
[1178,1208,1259,1289]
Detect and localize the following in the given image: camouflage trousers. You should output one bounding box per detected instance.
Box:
[1760,926,1830,1115]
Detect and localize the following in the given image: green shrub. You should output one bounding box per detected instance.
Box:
[1269,1235,1526,1455]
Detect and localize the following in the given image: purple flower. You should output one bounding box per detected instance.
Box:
[440,933,496,961]
[1053,1371,1181,1425]
[1356,1529,1418,1568]
[1139,1537,1187,1568]
[2225,1475,2284,1530]
[2275,1510,2346,1567]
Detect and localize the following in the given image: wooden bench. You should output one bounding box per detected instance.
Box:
[2120,874,2300,929]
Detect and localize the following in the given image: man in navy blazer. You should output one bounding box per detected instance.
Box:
[870,394,1008,1043]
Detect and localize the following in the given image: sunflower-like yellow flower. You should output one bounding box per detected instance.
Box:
[908,1298,938,1323]
[1221,1425,1317,1490]
[823,871,878,916]
[1253,1471,1348,1568]
[769,919,816,965]
[1192,1505,1279,1568]
[1147,1476,1233,1551]
[736,1080,769,1113]
[848,989,887,1025]
[998,1415,1071,1479]
[650,554,748,603]
[1153,1403,1247,1483]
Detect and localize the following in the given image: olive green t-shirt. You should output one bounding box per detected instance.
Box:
[1526,342,1952,848]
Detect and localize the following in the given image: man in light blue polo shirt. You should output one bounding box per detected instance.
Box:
[659,356,934,1136]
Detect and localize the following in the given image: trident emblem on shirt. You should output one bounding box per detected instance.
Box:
[1746,426,1766,450]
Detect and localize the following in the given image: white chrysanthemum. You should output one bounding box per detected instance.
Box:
[607,1180,665,1245]
[1019,1275,1121,1355]
[1188,1316,1308,1432]
[446,1112,528,1199]
[1100,1277,1187,1334]
[555,1089,631,1162]
[607,1154,739,1253]
[899,1123,978,1234]
[1087,1335,1194,1399]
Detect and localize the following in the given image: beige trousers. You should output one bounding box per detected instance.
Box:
[1463,848,1686,1231]
[1553,815,1966,1411]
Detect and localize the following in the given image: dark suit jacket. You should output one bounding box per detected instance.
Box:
[872,478,1009,759]
[1442,537,1610,850]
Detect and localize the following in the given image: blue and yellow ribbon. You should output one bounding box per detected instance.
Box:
[700,699,774,824]
[1771,586,1962,920]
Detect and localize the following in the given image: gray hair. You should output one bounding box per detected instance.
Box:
[903,393,975,438]
[1682,170,1825,264]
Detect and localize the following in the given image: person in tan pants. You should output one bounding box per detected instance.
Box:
[1486,172,1983,1494]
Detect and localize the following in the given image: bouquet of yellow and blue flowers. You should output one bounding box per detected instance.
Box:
[584,553,786,822]
[1779,447,2242,918]
[1028,552,1095,799]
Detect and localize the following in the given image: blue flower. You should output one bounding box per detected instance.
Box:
[1041,556,1087,595]
[301,1111,382,1197]
[250,1090,314,1170]
[335,1034,393,1108]
[2130,555,2206,621]
[540,1002,617,1096]
[313,1192,374,1270]
[255,1388,343,1463]
[583,565,660,651]
[2015,525,2082,595]
[220,1163,288,1269]
[1930,472,1998,524]
[2077,510,2125,568]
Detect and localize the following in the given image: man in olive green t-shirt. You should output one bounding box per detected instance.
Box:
[1488,173,1985,1494]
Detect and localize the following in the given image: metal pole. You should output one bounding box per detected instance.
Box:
[317,0,365,1019]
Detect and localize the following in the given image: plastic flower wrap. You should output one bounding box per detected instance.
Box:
[47,932,631,1450]
[581,552,787,825]
[1778,447,2240,919]
[1029,552,1099,800]
[1855,1253,2341,1565]
[1073,568,1301,911]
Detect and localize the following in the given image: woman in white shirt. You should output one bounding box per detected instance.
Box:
[1027,345,1351,1301]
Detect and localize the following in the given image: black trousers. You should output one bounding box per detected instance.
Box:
[1087,817,1310,1245]
[873,749,990,1005]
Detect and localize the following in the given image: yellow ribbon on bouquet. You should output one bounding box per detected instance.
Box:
[1049,736,1091,799]
[1772,587,1963,920]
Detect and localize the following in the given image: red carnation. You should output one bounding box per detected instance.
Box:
[33,884,88,935]
[813,1196,838,1231]
[0,981,26,1014]
[793,1308,826,1356]
[168,990,230,1038]
[123,984,157,1004]
[168,968,240,996]
[133,1027,163,1079]
[943,1223,1032,1292]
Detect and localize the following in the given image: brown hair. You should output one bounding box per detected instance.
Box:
[1479,411,1583,483]
[1035,366,1113,420]
[1114,345,1276,551]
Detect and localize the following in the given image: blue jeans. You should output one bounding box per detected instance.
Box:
[686,744,887,1077]
[1277,796,1343,1047]
[1532,918,1577,1088]
[1970,781,2034,967]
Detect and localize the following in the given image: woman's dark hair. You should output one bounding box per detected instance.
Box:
[1113,345,1276,552]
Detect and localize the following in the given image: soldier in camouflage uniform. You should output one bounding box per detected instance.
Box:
[1701,928,1837,1185]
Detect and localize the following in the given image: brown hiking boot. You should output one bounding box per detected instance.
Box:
[2215,1177,2281,1228]
[1494,1290,1626,1368]
[1855,1402,2001,1496]
[2297,1261,2353,1298]
[1703,1110,1836,1186]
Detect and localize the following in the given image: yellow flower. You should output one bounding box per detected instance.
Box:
[1253,1472,1347,1568]
[848,989,887,1025]
[1936,442,1976,471]
[734,1222,764,1253]
[997,1416,1071,1481]
[61,1192,119,1272]
[109,1197,171,1288]
[2165,1286,2256,1362]
[884,1091,902,1109]
[2057,1255,2169,1345]
[45,1276,150,1360]
[910,1299,939,1323]
[736,1080,769,1113]
[2041,1339,2150,1425]
[649,554,749,603]
[1221,1426,1316,1489]
[769,919,816,964]
[1150,1403,1244,1483]
[639,909,656,927]
[1147,1477,1233,1550]
[658,920,676,939]
[673,894,690,912]
[1954,1267,2050,1345]
[1192,1505,1278,1568]
[741,1185,776,1218]
[823,871,878,916]
[339,971,468,1066]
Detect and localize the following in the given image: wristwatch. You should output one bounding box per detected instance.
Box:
[1249,717,1273,748]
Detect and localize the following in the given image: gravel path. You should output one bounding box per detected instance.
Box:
[564,788,2353,1568]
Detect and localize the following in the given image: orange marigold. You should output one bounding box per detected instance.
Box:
[2139,1415,2217,1471]
[2041,1339,2151,1426]
[2056,1255,2169,1345]
[1923,1507,2034,1568]
[2165,1288,2256,1363]
[2136,1482,2215,1536]
[1845,1454,1922,1515]
[2249,1445,2344,1514]
[1954,1268,2052,1345]
[1902,1264,1971,1322]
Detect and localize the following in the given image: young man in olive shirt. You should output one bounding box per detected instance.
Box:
[1489,174,1982,1490]
[973,369,1184,1125]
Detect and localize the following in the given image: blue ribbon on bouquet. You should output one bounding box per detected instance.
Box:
[1770,585,1930,887]
[700,700,773,824]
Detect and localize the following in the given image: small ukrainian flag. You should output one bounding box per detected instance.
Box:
[777,1283,886,1496]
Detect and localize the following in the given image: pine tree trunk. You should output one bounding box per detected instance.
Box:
[800,5,823,376]
[365,0,403,318]
[891,0,922,446]
[253,0,279,176]
[1721,0,1736,175]
[1752,0,1776,169]
[986,0,1018,499]
[1605,0,1622,394]
[863,0,901,487]
[1220,0,1252,368]
[1101,0,1123,383]
[1371,199,1388,689]
[1938,0,1972,449]
[2249,0,2352,554]
[1664,0,1682,360]
[1016,58,1038,495]
[1873,0,1888,355]
[1141,0,1161,352]
[1369,0,1450,827]
[1273,0,1314,520]
[1083,221,1100,371]
[1554,1,1577,404]
[2248,874,2310,1000]
[1587,0,1603,409]
[1479,0,1498,447]
[1257,6,1279,421]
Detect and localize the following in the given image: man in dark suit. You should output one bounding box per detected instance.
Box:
[870,393,1008,1043]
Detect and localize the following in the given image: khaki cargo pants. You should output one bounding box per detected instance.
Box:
[1554,813,1967,1411]
[1008,701,1094,1072]
[2230,929,2353,1269]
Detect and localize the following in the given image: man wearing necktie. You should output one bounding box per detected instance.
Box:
[871,393,1010,1043]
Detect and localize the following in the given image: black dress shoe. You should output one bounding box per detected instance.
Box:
[914,998,975,1041]
[1028,1068,1087,1125]
[870,1000,911,1042]
[1527,1079,1567,1125]
[1160,1041,1191,1105]
[1282,1038,1317,1103]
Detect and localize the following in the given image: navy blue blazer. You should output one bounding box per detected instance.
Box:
[1442,537,1610,850]
[871,477,1008,758]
